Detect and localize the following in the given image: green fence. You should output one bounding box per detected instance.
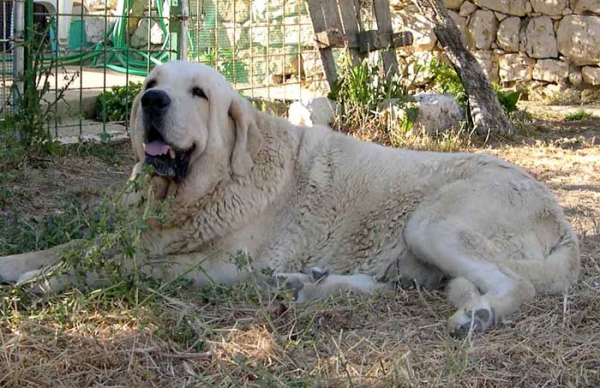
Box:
[1,0,321,142]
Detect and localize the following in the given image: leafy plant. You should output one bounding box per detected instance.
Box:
[564,109,591,121]
[95,81,143,122]
[201,48,247,84]
[328,54,415,142]
[492,83,521,115]
[424,59,468,110]
[0,22,77,162]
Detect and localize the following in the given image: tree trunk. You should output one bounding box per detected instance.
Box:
[423,0,514,135]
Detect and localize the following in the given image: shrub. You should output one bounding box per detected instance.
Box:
[564,110,591,122]
[95,81,143,122]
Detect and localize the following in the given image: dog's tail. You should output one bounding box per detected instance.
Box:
[504,228,580,295]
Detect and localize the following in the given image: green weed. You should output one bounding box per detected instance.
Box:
[564,109,592,121]
[95,81,143,122]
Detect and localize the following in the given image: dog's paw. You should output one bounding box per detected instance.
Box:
[16,269,67,294]
[448,305,496,337]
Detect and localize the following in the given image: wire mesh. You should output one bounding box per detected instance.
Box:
[5,0,324,142]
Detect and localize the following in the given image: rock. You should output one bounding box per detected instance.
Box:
[532,59,569,82]
[288,97,340,127]
[84,0,118,10]
[472,0,530,16]
[302,51,323,79]
[528,81,580,103]
[530,0,567,16]
[222,23,249,50]
[582,66,600,85]
[381,95,464,134]
[130,17,165,48]
[84,13,116,44]
[459,1,477,16]
[283,15,315,47]
[523,17,558,58]
[219,0,251,24]
[448,11,472,47]
[413,94,464,133]
[497,17,521,52]
[473,51,500,83]
[252,0,306,22]
[444,0,465,9]
[250,24,284,47]
[499,53,535,82]
[557,15,600,66]
[392,5,437,51]
[569,69,583,85]
[572,0,600,14]
[468,10,498,50]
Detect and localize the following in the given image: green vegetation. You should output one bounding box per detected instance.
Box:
[95,81,143,122]
[564,109,592,121]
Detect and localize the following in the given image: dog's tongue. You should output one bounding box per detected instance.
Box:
[144,141,172,156]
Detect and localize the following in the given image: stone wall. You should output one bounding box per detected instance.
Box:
[392,0,600,103]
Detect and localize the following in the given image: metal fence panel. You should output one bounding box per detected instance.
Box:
[3,0,324,143]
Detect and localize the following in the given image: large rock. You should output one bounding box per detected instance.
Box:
[84,14,116,44]
[532,59,569,82]
[459,1,478,16]
[381,94,463,134]
[523,17,558,58]
[413,94,464,133]
[528,81,580,103]
[288,97,340,127]
[530,0,568,15]
[392,5,437,51]
[301,51,323,79]
[448,11,471,47]
[473,50,500,83]
[130,17,166,48]
[497,17,521,52]
[283,15,315,47]
[499,53,535,82]
[582,66,600,85]
[444,0,465,9]
[219,0,251,24]
[472,0,531,16]
[468,10,498,50]
[572,0,600,14]
[557,15,600,66]
[222,23,250,50]
[84,0,118,10]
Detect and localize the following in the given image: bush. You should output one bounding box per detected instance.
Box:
[328,54,417,142]
[95,81,143,122]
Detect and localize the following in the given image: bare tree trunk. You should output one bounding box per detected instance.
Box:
[422,0,514,135]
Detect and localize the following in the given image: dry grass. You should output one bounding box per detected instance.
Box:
[1,109,599,387]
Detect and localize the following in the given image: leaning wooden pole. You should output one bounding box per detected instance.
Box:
[423,0,515,135]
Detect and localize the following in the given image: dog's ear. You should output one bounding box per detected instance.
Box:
[129,93,144,163]
[228,95,264,176]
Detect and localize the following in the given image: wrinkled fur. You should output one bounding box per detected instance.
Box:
[0,62,580,334]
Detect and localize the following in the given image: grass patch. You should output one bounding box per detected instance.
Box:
[564,109,592,121]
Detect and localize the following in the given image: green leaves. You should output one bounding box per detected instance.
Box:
[95,81,143,122]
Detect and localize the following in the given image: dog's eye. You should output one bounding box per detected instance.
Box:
[146,79,157,90]
[192,86,208,100]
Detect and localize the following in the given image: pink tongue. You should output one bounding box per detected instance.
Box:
[144,141,172,156]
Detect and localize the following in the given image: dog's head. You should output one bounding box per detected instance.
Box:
[130,61,263,197]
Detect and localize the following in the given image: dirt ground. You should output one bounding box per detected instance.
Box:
[0,111,599,387]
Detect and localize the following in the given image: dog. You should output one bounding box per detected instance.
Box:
[0,61,580,335]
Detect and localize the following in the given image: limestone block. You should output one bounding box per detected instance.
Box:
[557,15,600,66]
[532,59,569,82]
[468,10,498,50]
[497,16,521,52]
[499,53,535,82]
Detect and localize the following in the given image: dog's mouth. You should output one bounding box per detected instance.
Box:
[143,126,195,181]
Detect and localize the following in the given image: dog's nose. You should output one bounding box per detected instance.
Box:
[141,89,171,112]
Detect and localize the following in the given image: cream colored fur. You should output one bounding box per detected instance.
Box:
[0,61,580,335]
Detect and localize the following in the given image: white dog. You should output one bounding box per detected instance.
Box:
[0,61,580,336]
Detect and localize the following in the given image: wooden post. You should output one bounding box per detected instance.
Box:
[372,0,399,81]
[307,0,343,86]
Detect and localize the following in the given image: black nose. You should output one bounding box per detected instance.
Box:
[141,89,171,111]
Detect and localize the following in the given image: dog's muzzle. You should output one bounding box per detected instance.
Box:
[141,90,194,181]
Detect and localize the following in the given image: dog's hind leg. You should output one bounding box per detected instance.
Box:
[404,221,536,336]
